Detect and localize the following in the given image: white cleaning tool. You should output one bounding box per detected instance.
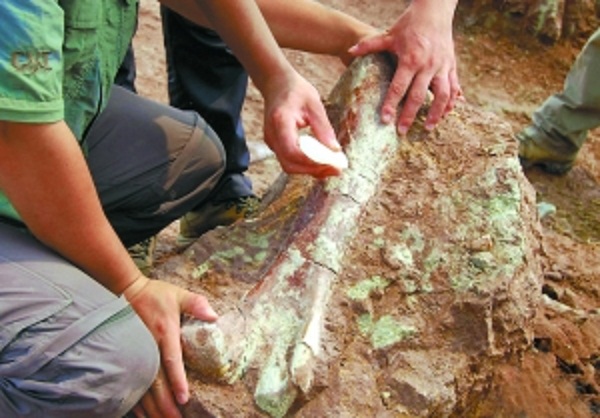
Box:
[298,134,348,170]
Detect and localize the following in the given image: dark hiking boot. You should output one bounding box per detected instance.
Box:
[177,195,261,248]
[127,236,157,276]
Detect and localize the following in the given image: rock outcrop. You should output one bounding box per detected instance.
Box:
[157,54,544,417]
[459,0,599,43]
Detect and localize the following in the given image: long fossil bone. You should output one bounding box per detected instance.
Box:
[181,53,399,417]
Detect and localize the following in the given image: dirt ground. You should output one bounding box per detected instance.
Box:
[133,0,600,416]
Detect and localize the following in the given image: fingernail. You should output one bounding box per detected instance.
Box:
[397,125,408,136]
[348,44,358,54]
[425,123,435,131]
[177,392,189,405]
[381,113,392,124]
[207,306,218,320]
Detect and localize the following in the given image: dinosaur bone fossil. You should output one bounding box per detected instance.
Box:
[181,54,400,417]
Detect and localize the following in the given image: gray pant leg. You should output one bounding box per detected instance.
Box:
[86,85,226,246]
[534,28,600,149]
[0,222,159,418]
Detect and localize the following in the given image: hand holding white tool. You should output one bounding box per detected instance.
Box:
[298,134,348,171]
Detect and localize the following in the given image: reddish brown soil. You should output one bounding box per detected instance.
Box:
[133,1,600,416]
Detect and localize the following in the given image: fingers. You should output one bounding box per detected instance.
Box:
[305,99,338,152]
[136,368,181,418]
[303,97,343,177]
[346,7,461,135]
[132,403,148,418]
[165,289,219,409]
[423,73,451,130]
[446,67,463,115]
[275,139,341,178]
[277,128,342,178]
[348,32,390,57]
[160,327,189,409]
[263,80,343,178]
[263,106,307,173]
[384,63,461,135]
[127,282,216,416]
[384,68,426,134]
[180,290,218,322]
[425,66,462,128]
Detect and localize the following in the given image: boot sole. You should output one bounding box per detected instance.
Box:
[519,156,573,175]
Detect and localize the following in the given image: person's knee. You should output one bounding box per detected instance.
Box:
[188,114,227,183]
[67,310,160,417]
[0,308,159,418]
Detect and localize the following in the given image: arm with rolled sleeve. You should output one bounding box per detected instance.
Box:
[0,2,64,221]
[0,0,144,308]
[0,2,64,124]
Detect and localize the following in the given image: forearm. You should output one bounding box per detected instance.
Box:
[252,0,376,58]
[406,0,457,27]
[162,0,376,68]
[0,121,139,294]
[412,0,458,11]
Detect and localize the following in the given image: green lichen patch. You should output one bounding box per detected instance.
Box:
[358,314,416,349]
[347,275,390,300]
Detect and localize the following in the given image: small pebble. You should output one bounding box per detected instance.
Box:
[537,201,556,219]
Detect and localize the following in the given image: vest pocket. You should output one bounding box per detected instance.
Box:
[61,0,100,29]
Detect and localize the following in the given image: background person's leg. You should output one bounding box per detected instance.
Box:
[519,28,600,173]
[533,28,600,150]
[161,6,254,201]
[114,43,138,93]
[0,222,159,418]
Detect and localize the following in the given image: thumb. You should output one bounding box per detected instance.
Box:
[180,290,218,322]
[348,33,390,57]
[306,100,339,152]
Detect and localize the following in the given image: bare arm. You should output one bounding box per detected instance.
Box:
[0,121,139,293]
[258,0,376,63]
[349,0,461,134]
[174,0,377,64]
[162,0,344,177]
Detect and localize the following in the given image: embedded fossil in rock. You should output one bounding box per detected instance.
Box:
[177,50,542,417]
[180,53,399,417]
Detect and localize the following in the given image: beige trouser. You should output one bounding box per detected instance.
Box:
[533,28,600,150]
[0,221,158,417]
